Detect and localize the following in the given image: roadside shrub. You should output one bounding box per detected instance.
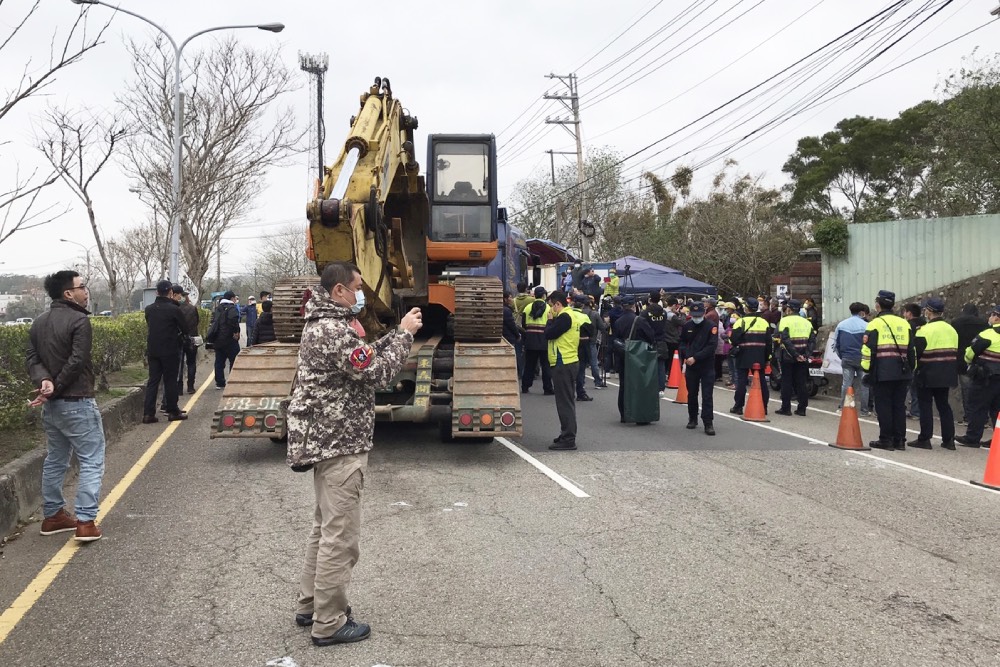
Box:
[813,217,850,257]
[0,312,151,427]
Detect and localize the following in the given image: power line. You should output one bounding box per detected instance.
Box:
[506,0,915,221]
[575,0,667,73]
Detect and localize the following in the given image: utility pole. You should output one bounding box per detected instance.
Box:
[299,52,329,193]
[544,72,589,261]
[216,238,221,291]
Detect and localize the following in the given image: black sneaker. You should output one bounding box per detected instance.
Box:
[187,386,196,394]
[686,421,697,429]
[869,440,893,450]
[794,409,807,416]
[296,606,351,627]
[521,388,529,394]
[704,423,716,436]
[312,618,371,646]
[576,394,593,402]
[548,441,577,451]
[775,409,793,416]
[907,438,932,449]
[729,406,743,415]
[941,440,956,450]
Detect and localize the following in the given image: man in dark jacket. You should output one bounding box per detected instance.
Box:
[729,297,773,415]
[502,291,523,379]
[251,300,277,345]
[177,287,200,394]
[640,297,669,392]
[951,303,988,424]
[612,296,655,423]
[244,296,258,348]
[211,290,242,389]
[909,298,959,449]
[581,268,604,301]
[680,302,719,435]
[26,270,106,542]
[521,286,553,394]
[143,280,188,423]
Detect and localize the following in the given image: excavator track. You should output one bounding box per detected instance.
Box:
[453,277,503,342]
[272,277,318,343]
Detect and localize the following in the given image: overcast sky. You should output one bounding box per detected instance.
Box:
[0,0,996,281]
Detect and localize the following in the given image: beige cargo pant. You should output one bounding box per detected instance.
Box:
[296,452,367,638]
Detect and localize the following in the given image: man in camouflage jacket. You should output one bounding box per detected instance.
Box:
[286,261,422,646]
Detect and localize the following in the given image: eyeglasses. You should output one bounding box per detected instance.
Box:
[68,284,88,292]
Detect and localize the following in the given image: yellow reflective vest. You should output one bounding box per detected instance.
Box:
[548,309,580,366]
[914,318,958,387]
[861,313,914,381]
[965,325,1000,377]
[605,274,620,297]
[778,314,814,361]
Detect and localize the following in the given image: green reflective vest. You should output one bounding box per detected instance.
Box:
[861,313,913,381]
[915,318,958,388]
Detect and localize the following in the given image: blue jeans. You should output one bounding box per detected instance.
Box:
[840,359,870,413]
[41,398,106,522]
[588,342,602,382]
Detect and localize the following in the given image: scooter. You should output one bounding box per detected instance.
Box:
[769,350,829,397]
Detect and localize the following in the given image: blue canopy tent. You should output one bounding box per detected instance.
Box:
[609,256,717,296]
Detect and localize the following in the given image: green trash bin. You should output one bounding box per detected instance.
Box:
[623,338,661,423]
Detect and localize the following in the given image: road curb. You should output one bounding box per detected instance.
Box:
[0,387,145,538]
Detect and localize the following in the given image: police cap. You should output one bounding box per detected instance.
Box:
[572,293,589,305]
[744,297,759,311]
[921,297,945,313]
[787,298,802,310]
[533,286,547,298]
[689,301,706,315]
[992,304,1000,317]
[621,295,636,306]
[877,289,895,303]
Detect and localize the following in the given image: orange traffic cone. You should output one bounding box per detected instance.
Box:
[971,414,1000,491]
[829,386,870,451]
[742,365,769,422]
[673,365,688,404]
[666,351,682,389]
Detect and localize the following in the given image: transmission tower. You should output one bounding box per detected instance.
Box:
[299,52,329,195]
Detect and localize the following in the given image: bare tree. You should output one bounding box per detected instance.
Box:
[246,223,315,289]
[0,2,110,246]
[119,37,301,296]
[122,217,169,287]
[38,106,129,312]
[91,237,138,314]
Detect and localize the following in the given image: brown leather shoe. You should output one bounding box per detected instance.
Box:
[40,508,77,535]
[75,520,102,542]
[142,415,159,424]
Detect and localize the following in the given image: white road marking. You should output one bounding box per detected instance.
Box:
[496,437,591,498]
[390,501,411,507]
[604,380,1000,496]
[453,502,468,507]
[265,658,300,667]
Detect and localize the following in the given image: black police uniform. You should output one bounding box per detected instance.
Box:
[143,290,187,418]
[680,307,718,432]
[612,300,655,422]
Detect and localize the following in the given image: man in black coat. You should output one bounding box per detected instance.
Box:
[211,290,242,389]
[680,301,719,435]
[951,303,988,424]
[143,280,188,423]
[251,300,277,345]
[612,295,655,423]
[177,287,200,394]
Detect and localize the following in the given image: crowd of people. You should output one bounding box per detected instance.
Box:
[506,266,1000,453]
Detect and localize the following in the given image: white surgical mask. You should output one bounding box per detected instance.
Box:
[692,316,704,324]
[351,289,366,314]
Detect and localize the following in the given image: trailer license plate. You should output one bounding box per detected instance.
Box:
[809,368,825,377]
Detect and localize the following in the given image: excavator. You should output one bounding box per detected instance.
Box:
[209,77,523,442]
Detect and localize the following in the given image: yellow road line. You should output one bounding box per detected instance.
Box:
[0,375,215,645]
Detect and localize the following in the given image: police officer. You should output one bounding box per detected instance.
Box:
[775,298,815,416]
[612,295,655,423]
[729,297,773,415]
[521,286,554,395]
[909,297,958,449]
[955,304,1000,447]
[861,290,916,450]
[570,294,595,401]
[680,301,718,435]
[545,290,580,450]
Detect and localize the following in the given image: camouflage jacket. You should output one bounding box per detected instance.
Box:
[285,288,413,469]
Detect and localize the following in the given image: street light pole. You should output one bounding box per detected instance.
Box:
[59,238,95,283]
[70,1,284,282]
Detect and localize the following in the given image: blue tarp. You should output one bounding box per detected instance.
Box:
[609,255,716,296]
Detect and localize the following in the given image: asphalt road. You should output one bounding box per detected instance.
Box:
[1,371,999,667]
